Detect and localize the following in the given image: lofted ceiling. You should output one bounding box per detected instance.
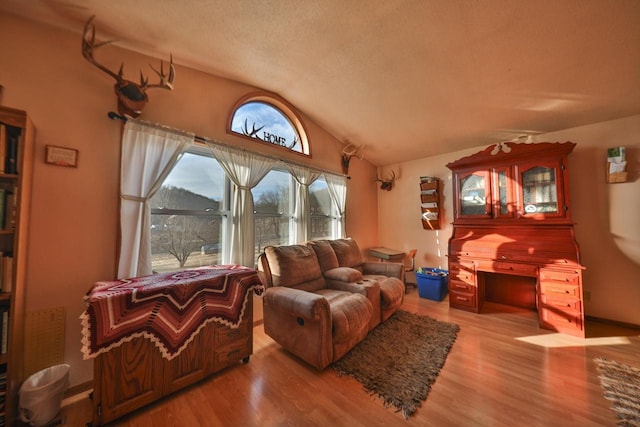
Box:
[1,0,639,166]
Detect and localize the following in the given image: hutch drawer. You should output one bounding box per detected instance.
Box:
[539,306,583,333]
[539,282,581,299]
[449,291,477,310]
[539,268,581,284]
[449,279,475,294]
[539,295,582,312]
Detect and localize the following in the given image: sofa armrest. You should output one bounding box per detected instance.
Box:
[263,287,330,320]
[362,261,404,279]
[325,278,381,330]
[325,278,376,296]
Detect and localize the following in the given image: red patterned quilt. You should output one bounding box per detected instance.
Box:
[80,265,263,360]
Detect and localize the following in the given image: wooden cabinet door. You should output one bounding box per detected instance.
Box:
[492,166,516,219]
[515,159,567,220]
[163,322,215,394]
[93,337,164,425]
[454,169,492,219]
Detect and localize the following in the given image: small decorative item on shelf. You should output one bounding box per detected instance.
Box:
[606,146,628,183]
[419,176,441,230]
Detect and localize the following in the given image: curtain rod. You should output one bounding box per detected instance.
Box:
[107,112,349,179]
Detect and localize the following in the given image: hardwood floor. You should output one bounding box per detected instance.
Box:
[61,289,639,426]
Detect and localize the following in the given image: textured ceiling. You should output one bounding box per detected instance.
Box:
[1,0,639,166]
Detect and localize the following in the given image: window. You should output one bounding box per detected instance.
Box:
[229,93,310,156]
[149,150,229,273]
[310,177,339,240]
[253,169,293,256]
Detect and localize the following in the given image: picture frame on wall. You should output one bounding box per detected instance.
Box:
[45,145,78,167]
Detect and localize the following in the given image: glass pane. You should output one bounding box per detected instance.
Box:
[231,101,303,153]
[498,170,508,215]
[522,166,558,213]
[253,170,291,214]
[460,174,487,215]
[150,153,225,273]
[310,178,334,239]
[253,170,292,254]
[151,213,222,273]
[150,153,224,210]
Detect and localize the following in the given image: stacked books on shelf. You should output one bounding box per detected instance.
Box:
[0,123,20,176]
[0,366,5,426]
[0,255,11,295]
[0,188,16,232]
[0,308,8,356]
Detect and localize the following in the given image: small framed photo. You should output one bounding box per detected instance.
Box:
[45,145,78,167]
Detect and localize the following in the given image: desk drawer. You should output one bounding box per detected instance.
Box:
[449,291,476,309]
[539,307,583,332]
[449,279,474,293]
[539,282,581,299]
[540,295,582,312]
[449,263,475,284]
[539,268,581,285]
[493,262,538,277]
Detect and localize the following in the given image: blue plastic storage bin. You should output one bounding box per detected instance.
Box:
[416,268,448,301]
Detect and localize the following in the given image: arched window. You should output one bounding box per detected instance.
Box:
[228,93,310,156]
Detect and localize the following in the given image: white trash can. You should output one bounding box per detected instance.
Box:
[18,364,70,427]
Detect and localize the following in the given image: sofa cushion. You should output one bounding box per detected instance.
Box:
[315,289,372,344]
[308,240,339,272]
[364,274,405,321]
[329,239,364,268]
[324,267,363,283]
[264,245,325,291]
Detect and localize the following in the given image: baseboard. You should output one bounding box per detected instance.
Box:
[586,315,640,330]
[62,380,92,405]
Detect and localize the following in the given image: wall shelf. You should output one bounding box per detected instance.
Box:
[419,177,441,230]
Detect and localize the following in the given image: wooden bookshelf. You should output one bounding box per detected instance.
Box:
[0,106,34,425]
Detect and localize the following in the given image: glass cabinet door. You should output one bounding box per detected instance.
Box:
[493,166,515,219]
[517,161,565,218]
[457,170,491,218]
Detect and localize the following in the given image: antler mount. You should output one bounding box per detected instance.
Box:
[81,15,175,118]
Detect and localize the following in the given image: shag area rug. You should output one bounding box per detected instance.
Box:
[332,310,459,419]
[594,358,640,426]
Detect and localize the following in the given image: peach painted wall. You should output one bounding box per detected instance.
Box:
[378,115,640,326]
[0,14,378,387]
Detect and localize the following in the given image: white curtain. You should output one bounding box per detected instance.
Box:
[206,143,275,266]
[325,173,348,237]
[288,164,322,243]
[118,120,193,278]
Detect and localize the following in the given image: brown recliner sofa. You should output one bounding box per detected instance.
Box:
[311,239,405,323]
[257,239,405,370]
[258,243,375,370]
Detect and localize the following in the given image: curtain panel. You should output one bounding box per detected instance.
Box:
[324,173,348,238]
[206,143,275,267]
[118,120,193,278]
[288,164,322,243]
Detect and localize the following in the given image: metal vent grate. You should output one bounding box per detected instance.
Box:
[24,307,65,378]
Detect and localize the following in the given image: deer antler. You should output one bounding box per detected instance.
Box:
[81,15,121,81]
[375,170,396,191]
[80,15,175,117]
[145,55,175,90]
[340,142,364,174]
